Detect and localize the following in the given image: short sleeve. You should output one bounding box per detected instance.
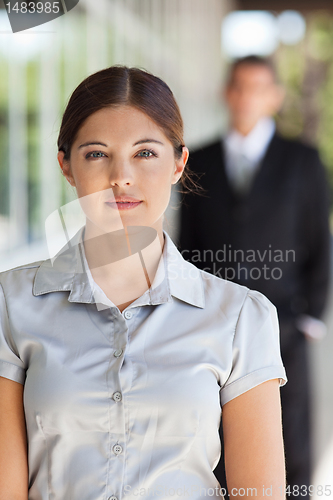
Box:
[0,282,26,384]
[220,289,287,406]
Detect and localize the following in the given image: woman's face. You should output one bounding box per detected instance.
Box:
[58,105,188,236]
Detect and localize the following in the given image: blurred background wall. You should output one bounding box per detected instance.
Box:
[0,0,332,491]
[0,0,232,262]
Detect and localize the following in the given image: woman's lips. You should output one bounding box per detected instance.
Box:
[105,201,143,210]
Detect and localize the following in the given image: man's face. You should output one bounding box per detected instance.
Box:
[225,64,284,132]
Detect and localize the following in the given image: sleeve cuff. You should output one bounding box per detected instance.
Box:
[0,360,26,385]
[220,365,288,407]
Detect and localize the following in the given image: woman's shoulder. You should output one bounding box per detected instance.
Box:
[198,265,248,299]
[166,232,274,316]
[197,266,276,317]
[0,260,43,275]
[0,260,44,294]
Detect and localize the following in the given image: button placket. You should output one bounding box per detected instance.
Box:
[107,314,129,496]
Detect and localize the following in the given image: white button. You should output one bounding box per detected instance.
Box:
[113,349,123,358]
[113,444,123,455]
[124,310,133,320]
[112,391,122,402]
[108,497,117,500]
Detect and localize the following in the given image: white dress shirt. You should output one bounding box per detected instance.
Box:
[224,116,276,193]
[0,228,287,499]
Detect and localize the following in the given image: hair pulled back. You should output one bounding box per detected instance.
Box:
[58,65,185,160]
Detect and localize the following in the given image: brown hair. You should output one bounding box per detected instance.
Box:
[57,65,202,194]
[228,55,278,84]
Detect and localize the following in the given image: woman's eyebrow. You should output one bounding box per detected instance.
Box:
[78,139,164,149]
[78,142,108,149]
[133,139,164,146]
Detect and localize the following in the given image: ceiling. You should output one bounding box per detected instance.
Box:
[237,0,333,11]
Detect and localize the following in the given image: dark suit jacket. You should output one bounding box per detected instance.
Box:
[178,134,331,339]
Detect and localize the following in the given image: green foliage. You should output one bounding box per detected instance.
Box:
[276,11,333,209]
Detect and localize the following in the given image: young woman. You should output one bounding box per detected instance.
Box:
[0,66,287,500]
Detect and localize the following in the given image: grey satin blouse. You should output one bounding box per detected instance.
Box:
[0,229,287,500]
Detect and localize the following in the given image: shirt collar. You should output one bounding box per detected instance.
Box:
[224,116,276,165]
[33,228,205,310]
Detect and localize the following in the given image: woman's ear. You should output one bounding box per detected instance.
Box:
[57,151,75,187]
[172,147,189,185]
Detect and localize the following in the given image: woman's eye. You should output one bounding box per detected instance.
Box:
[137,149,156,158]
[86,151,107,159]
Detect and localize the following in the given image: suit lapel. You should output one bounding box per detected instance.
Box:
[196,135,286,214]
[250,134,284,195]
[224,134,285,208]
[218,140,239,203]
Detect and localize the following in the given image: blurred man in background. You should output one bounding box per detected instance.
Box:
[179,55,331,499]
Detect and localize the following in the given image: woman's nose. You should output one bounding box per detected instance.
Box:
[109,160,133,187]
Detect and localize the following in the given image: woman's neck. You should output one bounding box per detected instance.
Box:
[83,221,165,312]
